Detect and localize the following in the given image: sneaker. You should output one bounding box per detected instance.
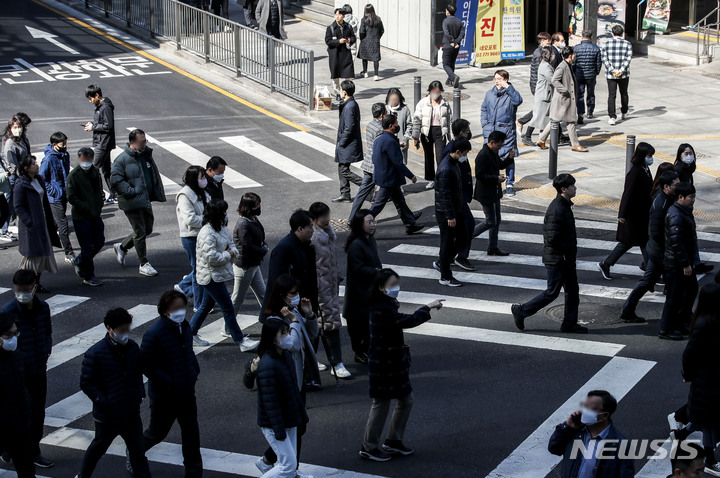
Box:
[667,412,682,431]
[487,248,510,256]
[221,327,232,338]
[83,277,104,287]
[333,363,352,379]
[587,112,594,119]
[317,362,328,371]
[1,451,11,464]
[597,261,612,280]
[658,330,684,341]
[571,146,589,153]
[621,113,628,121]
[560,324,589,334]
[608,117,616,126]
[425,181,435,189]
[432,261,441,272]
[505,186,515,196]
[521,136,535,147]
[439,277,462,287]
[382,439,414,456]
[405,224,423,235]
[331,195,352,203]
[104,197,116,205]
[452,75,460,88]
[511,304,525,331]
[34,455,54,468]
[705,463,720,477]
[192,335,210,346]
[139,262,158,277]
[240,337,260,352]
[0,232,14,242]
[363,72,369,78]
[224,25,232,32]
[255,457,273,474]
[619,311,645,323]
[113,243,126,266]
[174,284,184,294]
[359,447,392,462]
[695,263,714,274]
[374,75,380,81]
[454,257,476,271]
[354,353,368,364]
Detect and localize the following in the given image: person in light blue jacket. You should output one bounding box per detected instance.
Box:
[39,131,74,262]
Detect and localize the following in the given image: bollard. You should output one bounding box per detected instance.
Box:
[414,76,422,109]
[548,121,559,179]
[625,135,636,174]
[452,88,461,121]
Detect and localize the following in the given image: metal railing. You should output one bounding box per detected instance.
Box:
[685,1,720,65]
[84,0,315,107]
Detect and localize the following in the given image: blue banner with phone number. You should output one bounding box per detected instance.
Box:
[456,0,480,65]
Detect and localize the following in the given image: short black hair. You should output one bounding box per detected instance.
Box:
[581,30,593,39]
[658,170,679,190]
[309,201,330,219]
[0,312,16,336]
[334,7,345,14]
[561,46,574,59]
[612,25,624,36]
[341,3,352,14]
[446,3,457,15]
[553,173,576,194]
[85,84,102,98]
[382,114,398,130]
[50,132,67,145]
[77,147,94,159]
[13,269,37,286]
[487,131,507,144]
[371,102,386,119]
[340,80,355,97]
[104,307,133,329]
[451,138,472,154]
[128,128,145,143]
[157,290,188,317]
[587,390,617,416]
[451,118,470,138]
[670,441,704,471]
[289,209,312,232]
[206,155,227,171]
[675,181,696,198]
[369,268,400,303]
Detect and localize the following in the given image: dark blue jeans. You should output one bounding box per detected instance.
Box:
[189,279,244,342]
[518,260,579,328]
[622,256,663,315]
[576,76,596,116]
[74,217,105,280]
[179,236,204,305]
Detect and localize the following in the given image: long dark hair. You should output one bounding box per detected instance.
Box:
[363,3,380,28]
[3,115,25,143]
[345,208,373,252]
[182,165,207,206]
[674,143,697,174]
[264,274,298,317]
[690,283,720,334]
[650,162,675,198]
[202,199,228,232]
[368,268,399,304]
[385,87,406,108]
[630,142,655,167]
[17,155,37,179]
[257,317,289,357]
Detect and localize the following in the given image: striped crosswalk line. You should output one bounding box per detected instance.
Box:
[110,148,182,195]
[46,294,90,317]
[281,130,363,171]
[221,135,332,183]
[0,287,9,296]
[0,471,51,478]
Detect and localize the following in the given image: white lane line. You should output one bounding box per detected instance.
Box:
[389,244,645,277]
[407,323,624,357]
[424,227,720,263]
[385,264,666,303]
[280,130,363,171]
[45,315,257,428]
[42,426,386,478]
[340,286,509,314]
[0,287,10,295]
[46,294,90,317]
[0,471,51,478]
[47,304,157,372]
[110,147,180,195]
[635,432,703,478]
[487,356,656,478]
[220,135,333,183]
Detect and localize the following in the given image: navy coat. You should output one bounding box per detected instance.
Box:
[0,349,32,428]
[256,350,308,440]
[39,144,70,204]
[81,334,145,422]
[343,235,381,320]
[0,297,52,376]
[13,175,61,258]
[335,97,363,164]
[481,85,523,158]
[616,164,653,246]
[683,315,720,425]
[372,131,414,188]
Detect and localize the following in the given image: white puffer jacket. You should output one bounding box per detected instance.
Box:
[176,186,209,238]
[412,96,452,139]
[195,224,238,285]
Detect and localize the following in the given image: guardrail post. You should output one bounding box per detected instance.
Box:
[234,26,241,77]
[308,50,315,111]
[85,0,89,8]
[103,0,109,17]
[175,2,181,49]
[452,88,461,121]
[414,76,422,109]
[625,135,636,174]
[548,120,559,179]
[149,0,155,37]
[203,13,210,62]
[269,37,276,92]
[126,0,131,26]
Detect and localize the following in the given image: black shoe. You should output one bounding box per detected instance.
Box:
[521,136,535,147]
[577,116,584,125]
[696,263,714,274]
[1,451,11,464]
[586,113,594,119]
[679,325,691,336]
[34,455,54,468]
[305,380,322,392]
[511,304,525,331]
[412,211,422,220]
[382,440,414,456]
[331,195,352,203]
[453,75,460,88]
[559,135,571,145]
[620,311,646,323]
[359,447,392,462]
[454,257,476,271]
[439,277,462,287]
[597,261,612,280]
[354,353,368,364]
[671,426,691,442]
[487,248,510,256]
[405,224,423,235]
[560,324,589,334]
[659,330,684,341]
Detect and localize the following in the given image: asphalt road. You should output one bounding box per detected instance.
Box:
[1,2,719,477]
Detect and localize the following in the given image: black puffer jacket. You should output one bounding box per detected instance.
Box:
[434,154,463,220]
[140,317,200,400]
[664,203,697,270]
[683,315,720,425]
[256,350,308,440]
[232,216,267,268]
[646,191,674,259]
[0,349,31,425]
[92,98,116,151]
[572,39,602,80]
[529,45,542,94]
[473,144,514,205]
[0,297,52,375]
[542,195,577,265]
[81,335,145,422]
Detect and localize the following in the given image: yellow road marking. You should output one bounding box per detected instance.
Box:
[33,0,309,132]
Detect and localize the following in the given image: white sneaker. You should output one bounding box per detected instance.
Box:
[425,181,435,189]
[192,335,209,347]
[114,243,126,266]
[139,262,158,277]
[333,363,352,379]
[374,75,380,81]
[174,284,184,294]
[239,337,259,352]
[608,117,616,126]
[363,72,368,78]
[317,362,328,371]
[667,412,681,431]
[255,457,273,474]
[706,463,720,477]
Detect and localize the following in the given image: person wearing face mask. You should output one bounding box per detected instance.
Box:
[412,81,452,189]
[598,142,655,283]
[66,148,105,287]
[134,291,202,477]
[230,192,267,318]
[204,156,227,202]
[548,390,634,477]
[525,46,555,145]
[385,88,414,165]
[550,32,566,69]
[189,199,259,351]
[39,132,75,264]
[175,166,210,305]
[0,270,53,469]
[0,313,36,478]
[78,308,150,478]
[84,85,116,203]
[359,269,443,462]
[111,129,166,277]
[2,114,32,240]
[332,80,364,204]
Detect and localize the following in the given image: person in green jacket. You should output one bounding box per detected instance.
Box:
[67,147,105,286]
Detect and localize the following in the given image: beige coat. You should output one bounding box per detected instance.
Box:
[311,224,342,330]
[548,60,577,124]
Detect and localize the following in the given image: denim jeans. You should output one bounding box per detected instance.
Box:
[179,236,204,305]
[74,218,105,280]
[190,279,244,342]
[505,159,515,187]
[576,76,596,116]
[518,261,579,328]
[261,427,298,477]
[349,172,375,222]
[230,264,265,313]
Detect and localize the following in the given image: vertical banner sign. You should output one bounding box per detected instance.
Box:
[597,0,627,45]
[475,0,502,63]
[642,0,672,32]
[569,1,585,46]
[456,0,480,65]
[500,0,525,59]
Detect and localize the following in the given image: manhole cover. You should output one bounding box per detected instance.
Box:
[546,303,623,326]
[702,71,720,81]
[330,218,350,232]
[441,91,470,101]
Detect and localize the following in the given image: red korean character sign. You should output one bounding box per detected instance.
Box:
[474,0,502,63]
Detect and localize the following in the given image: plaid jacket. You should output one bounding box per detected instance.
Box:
[361,118,384,174]
[601,37,633,80]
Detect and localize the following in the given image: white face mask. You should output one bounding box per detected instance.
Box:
[557,41,566,49]
[682,155,695,165]
[213,174,224,182]
[168,310,186,324]
[276,334,294,350]
[459,155,468,163]
[288,294,300,307]
[15,292,33,305]
[645,157,653,166]
[198,178,208,189]
[79,162,93,170]
[385,285,401,299]
[1,336,18,352]
[580,407,604,425]
[11,127,22,137]
[112,332,130,346]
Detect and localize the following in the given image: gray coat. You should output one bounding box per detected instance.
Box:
[256,0,287,40]
[386,103,413,162]
[110,144,166,212]
[548,60,578,124]
[357,19,384,62]
[528,61,554,130]
[13,175,60,258]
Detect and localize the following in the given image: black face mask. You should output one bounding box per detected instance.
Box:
[466,130,472,139]
[251,207,261,216]
[56,146,67,153]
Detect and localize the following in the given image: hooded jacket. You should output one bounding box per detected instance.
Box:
[92,97,116,151]
[39,144,70,204]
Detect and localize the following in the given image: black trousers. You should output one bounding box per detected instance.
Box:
[346,308,370,356]
[74,218,105,280]
[518,260,579,328]
[436,211,467,280]
[0,420,35,478]
[518,110,533,125]
[93,148,113,196]
[607,77,629,119]
[361,60,380,76]
[369,186,416,226]
[80,414,151,478]
[26,371,47,457]
[0,195,8,233]
[441,46,459,82]
[420,126,445,181]
[143,395,203,477]
[660,267,698,333]
[622,256,663,316]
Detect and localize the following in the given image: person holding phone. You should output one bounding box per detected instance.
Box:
[325,8,356,101]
